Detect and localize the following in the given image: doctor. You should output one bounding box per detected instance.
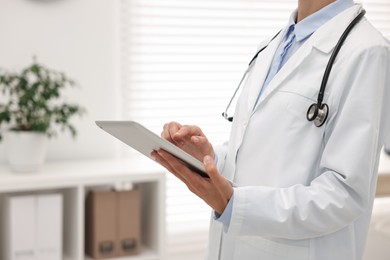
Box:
[152,0,390,259]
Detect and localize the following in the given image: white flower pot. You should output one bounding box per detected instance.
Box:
[4,131,47,172]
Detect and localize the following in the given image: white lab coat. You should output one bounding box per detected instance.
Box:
[207,4,390,260]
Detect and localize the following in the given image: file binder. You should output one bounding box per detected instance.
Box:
[36,194,63,260]
[6,195,36,260]
[117,189,141,256]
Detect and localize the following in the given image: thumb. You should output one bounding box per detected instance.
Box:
[203,155,219,180]
[203,155,234,202]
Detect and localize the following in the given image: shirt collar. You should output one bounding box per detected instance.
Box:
[286,0,355,42]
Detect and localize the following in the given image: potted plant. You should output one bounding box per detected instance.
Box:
[0,58,85,172]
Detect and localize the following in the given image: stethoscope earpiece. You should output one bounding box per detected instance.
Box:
[222,112,233,122]
[307,103,329,127]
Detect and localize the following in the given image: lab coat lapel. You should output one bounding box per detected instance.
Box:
[253,4,363,111]
[311,4,362,53]
[253,43,314,109]
[245,32,285,114]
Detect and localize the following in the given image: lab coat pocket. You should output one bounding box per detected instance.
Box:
[237,236,310,260]
[280,87,319,117]
[278,86,329,129]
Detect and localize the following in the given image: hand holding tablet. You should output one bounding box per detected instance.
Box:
[96,120,209,178]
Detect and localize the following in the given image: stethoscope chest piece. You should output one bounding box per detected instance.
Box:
[307,103,329,127]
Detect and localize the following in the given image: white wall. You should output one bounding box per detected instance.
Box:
[0,0,120,162]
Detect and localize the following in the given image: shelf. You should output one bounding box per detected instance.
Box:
[85,245,159,260]
[0,158,166,260]
[0,158,166,193]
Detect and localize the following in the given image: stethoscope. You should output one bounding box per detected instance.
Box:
[222,9,366,127]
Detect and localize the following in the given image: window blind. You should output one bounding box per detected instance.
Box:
[120,0,296,255]
[119,0,390,257]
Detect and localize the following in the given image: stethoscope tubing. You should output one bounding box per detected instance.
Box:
[317,9,366,106]
[222,68,250,122]
[222,32,280,122]
[223,9,366,126]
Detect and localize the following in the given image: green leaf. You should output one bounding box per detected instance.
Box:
[0,57,86,141]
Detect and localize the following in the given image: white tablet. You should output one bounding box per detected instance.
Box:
[96,121,208,178]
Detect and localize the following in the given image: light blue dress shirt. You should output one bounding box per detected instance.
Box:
[216,0,355,230]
